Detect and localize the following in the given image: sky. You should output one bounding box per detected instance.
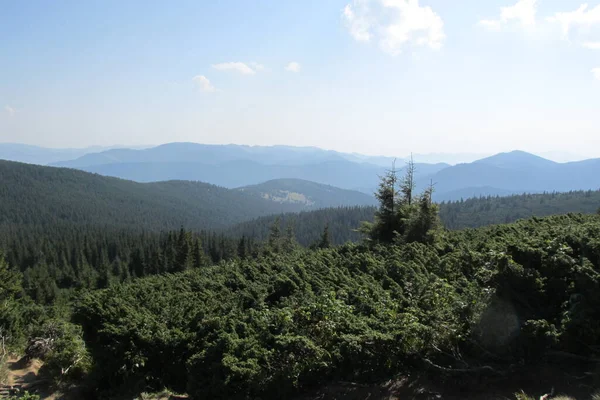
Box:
[1,0,600,159]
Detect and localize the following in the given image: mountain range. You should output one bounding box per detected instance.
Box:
[1,143,600,201]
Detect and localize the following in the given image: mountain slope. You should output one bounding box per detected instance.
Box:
[427,152,600,201]
[237,179,376,209]
[0,160,316,232]
[474,150,557,169]
[56,159,447,193]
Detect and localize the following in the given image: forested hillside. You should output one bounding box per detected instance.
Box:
[0,160,318,232]
[228,190,600,246]
[227,207,374,247]
[440,190,600,228]
[238,179,376,208]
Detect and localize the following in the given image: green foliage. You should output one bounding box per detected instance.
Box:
[227,206,374,246]
[440,190,600,229]
[8,391,41,400]
[0,159,307,234]
[0,254,21,301]
[30,320,91,382]
[514,391,536,400]
[68,213,600,398]
[318,224,331,249]
[365,160,441,245]
[227,190,600,247]
[74,235,482,397]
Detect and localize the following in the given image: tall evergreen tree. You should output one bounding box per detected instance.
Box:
[318,224,331,249]
[268,217,282,252]
[399,154,415,206]
[192,237,207,268]
[175,228,193,272]
[361,161,400,243]
[284,221,297,252]
[237,236,248,260]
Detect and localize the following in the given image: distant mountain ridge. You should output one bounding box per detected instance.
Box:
[422,151,600,200]
[2,143,600,201]
[57,157,447,195]
[0,143,129,165]
[51,142,403,168]
[55,146,600,201]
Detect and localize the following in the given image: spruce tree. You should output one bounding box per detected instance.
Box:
[268,217,282,252]
[237,236,247,260]
[175,228,193,272]
[284,221,297,251]
[319,224,331,249]
[192,237,207,268]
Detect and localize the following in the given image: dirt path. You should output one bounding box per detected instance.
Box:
[1,356,59,399]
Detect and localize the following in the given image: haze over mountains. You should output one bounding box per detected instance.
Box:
[0,143,148,166]
[1,142,600,201]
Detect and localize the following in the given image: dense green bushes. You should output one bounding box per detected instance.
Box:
[68,213,600,399]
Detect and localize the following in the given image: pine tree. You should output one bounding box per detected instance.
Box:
[268,217,282,252]
[405,181,440,244]
[318,224,331,249]
[0,254,21,301]
[399,154,415,206]
[175,228,193,272]
[237,236,248,260]
[130,248,146,278]
[362,161,400,243]
[362,156,439,244]
[284,221,297,251]
[192,237,206,268]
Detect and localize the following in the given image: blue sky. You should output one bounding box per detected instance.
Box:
[1,0,600,159]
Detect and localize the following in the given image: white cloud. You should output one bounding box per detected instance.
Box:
[4,105,16,116]
[583,41,600,49]
[192,75,216,92]
[342,0,445,55]
[478,19,503,31]
[250,62,266,71]
[212,62,256,75]
[548,4,600,38]
[593,67,600,80]
[343,2,372,42]
[285,62,301,73]
[479,0,538,30]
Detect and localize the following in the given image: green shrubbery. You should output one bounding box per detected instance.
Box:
[68,212,600,399]
[28,320,91,382]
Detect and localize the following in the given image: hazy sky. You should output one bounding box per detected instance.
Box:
[1,0,600,158]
